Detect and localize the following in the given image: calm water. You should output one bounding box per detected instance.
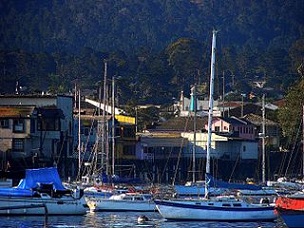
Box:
[0,212,287,228]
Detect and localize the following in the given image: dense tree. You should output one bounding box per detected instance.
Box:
[278,78,304,143]
[165,38,205,92]
[0,0,303,101]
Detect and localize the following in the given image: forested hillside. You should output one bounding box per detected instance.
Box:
[0,0,303,104]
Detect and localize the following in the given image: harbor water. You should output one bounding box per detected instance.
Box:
[0,211,287,228]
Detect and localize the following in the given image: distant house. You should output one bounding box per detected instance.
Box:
[182,131,258,161]
[242,113,280,148]
[136,114,259,183]
[0,95,74,179]
[209,116,256,140]
[226,102,278,118]
[140,115,259,161]
[136,130,186,183]
[175,90,221,117]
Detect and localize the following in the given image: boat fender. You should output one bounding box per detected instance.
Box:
[137,215,149,223]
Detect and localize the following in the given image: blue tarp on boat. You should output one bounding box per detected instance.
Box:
[206,173,262,191]
[0,167,66,197]
[17,167,66,190]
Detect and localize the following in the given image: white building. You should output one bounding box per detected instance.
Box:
[181,132,259,160]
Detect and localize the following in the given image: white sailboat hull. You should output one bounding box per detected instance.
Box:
[0,195,88,215]
[86,193,156,211]
[155,198,277,221]
[87,199,156,211]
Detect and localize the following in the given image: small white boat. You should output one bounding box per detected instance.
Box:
[87,192,156,211]
[0,167,88,215]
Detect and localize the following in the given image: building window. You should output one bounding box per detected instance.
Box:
[13,119,25,133]
[0,119,9,128]
[12,138,25,152]
[38,118,60,131]
[215,126,220,132]
[243,145,246,152]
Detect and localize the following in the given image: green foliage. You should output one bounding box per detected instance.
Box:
[166,38,206,91]
[0,0,303,104]
[278,79,304,140]
[48,73,68,94]
[137,106,160,131]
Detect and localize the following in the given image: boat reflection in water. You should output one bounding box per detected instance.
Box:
[0,211,282,228]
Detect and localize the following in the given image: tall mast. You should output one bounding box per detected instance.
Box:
[112,76,115,176]
[262,94,266,183]
[190,85,197,183]
[205,30,217,198]
[78,89,81,173]
[102,60,107,172]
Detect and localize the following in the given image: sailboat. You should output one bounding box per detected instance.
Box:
[154,30,277,221]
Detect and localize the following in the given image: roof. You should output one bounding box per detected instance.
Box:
[216,116,251,125]
[153,116,208,132]
[273,99,285,108]
[0,94,72,99]
[242,113,278,126]
[0,106,65,118]
[226,103,276,117]
[0,106,35,118]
